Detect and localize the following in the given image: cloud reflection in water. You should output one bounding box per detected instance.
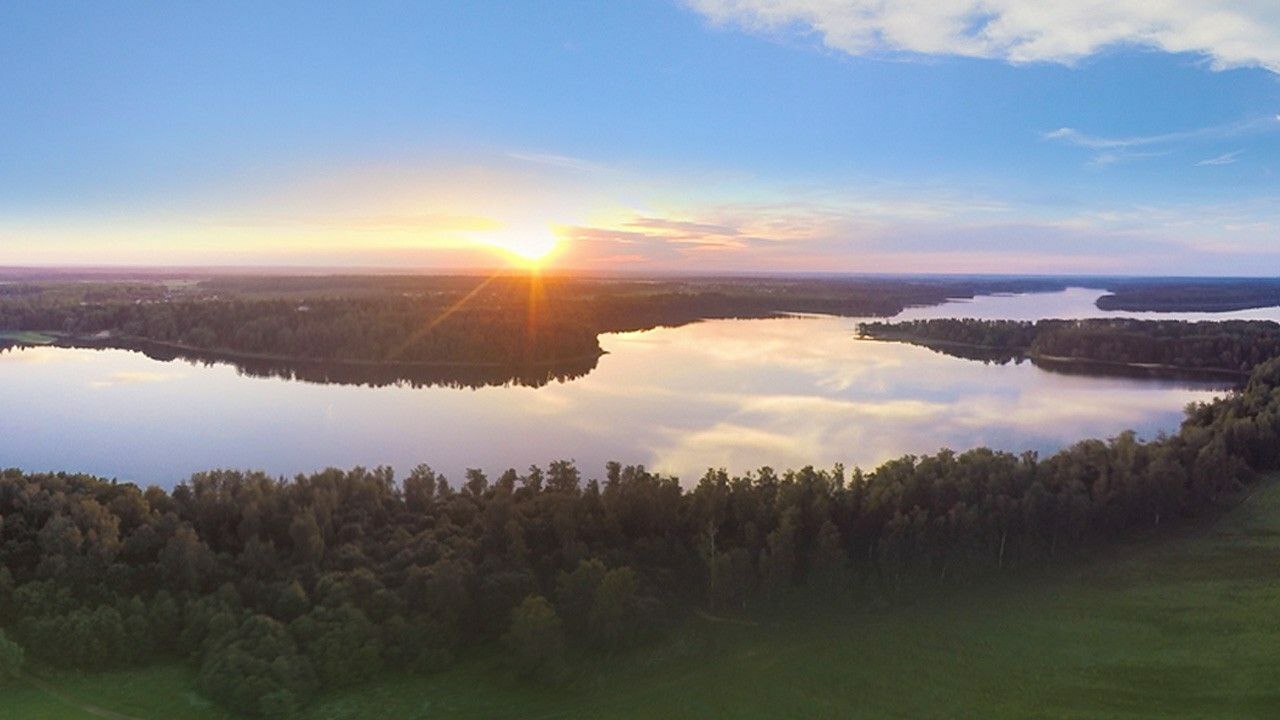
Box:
[0,290,1234,486]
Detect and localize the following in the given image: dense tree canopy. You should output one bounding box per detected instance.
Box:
[502,595,566,682]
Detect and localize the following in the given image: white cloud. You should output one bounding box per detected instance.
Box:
[687,0,1280,72]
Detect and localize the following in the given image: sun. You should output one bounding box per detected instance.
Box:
[480,225,562,267]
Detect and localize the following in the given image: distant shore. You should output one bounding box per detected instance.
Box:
[859,331,1249,382]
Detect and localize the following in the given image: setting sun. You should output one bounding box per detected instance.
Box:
[478,225,562,266]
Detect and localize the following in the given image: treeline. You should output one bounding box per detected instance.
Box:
[0,281,167,304]
[0,296,604,370]
[1098,278,1280,313]
[4,358,1280,715]
[859,318,1280,374]
[188,274,1073,314]
[0,276,1076,386]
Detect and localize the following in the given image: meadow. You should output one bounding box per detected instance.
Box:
[11,476,1280,720]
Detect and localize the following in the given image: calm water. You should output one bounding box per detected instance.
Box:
[1,288,1266,488]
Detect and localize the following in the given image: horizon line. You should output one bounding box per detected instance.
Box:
[1,265,1277,282]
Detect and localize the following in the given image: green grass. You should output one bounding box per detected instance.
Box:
[0,330,56,345]
[5,666,234,720]
[10,477,1280,719]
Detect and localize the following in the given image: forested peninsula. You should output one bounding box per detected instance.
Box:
[858,318,1280,377]
[3,352,1280,715]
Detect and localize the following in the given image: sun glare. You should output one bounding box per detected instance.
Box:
[480,225,561,267]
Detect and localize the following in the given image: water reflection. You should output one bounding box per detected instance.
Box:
[32,340,599,390]
[20,287,1269,392]
[895,286,1280,323]
[0,292,1233,488]
[884,342,1247,384]
[591,317,1225,480]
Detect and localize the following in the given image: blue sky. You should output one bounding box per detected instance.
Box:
[2,1,1278,273]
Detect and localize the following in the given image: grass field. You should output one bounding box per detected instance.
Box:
[9,477,1280,719]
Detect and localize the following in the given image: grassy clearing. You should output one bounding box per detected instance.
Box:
[5,666,233,720]
[10,477,1280,719]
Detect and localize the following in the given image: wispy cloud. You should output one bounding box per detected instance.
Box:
[553,185,1280,274]
[686,0,1280,73]
[1044,116,1279,150]
[506,151,605,173]
[11,141,1278,274]
[560,188,1015,265]
[1085,150,1169,168]
[1044,116,1276,167]
[1196,150,1243,166]
[560,214,778,262]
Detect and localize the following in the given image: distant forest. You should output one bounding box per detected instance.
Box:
[0,275,1069,387]
[1097,278,1280,312]
[3,347,1280,715]
[5,276,1280,388]
[859,318,1280,376]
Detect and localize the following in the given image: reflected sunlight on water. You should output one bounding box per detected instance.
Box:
[0,289,1242,487]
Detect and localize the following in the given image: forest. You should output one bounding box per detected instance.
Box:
[0,294,604,369]
[858,318,1280,375]
[7,275,1280,388]
[1096,278,1280,312]
[3,348,1280,716]
[0,275,1069,381]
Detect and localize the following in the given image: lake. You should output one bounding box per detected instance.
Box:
[2,288,1273,488]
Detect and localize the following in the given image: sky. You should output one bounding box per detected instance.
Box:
[2,1,1279,274]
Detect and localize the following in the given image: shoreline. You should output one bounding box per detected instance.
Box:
[31,332,608,372]
[858,333,1250,380]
